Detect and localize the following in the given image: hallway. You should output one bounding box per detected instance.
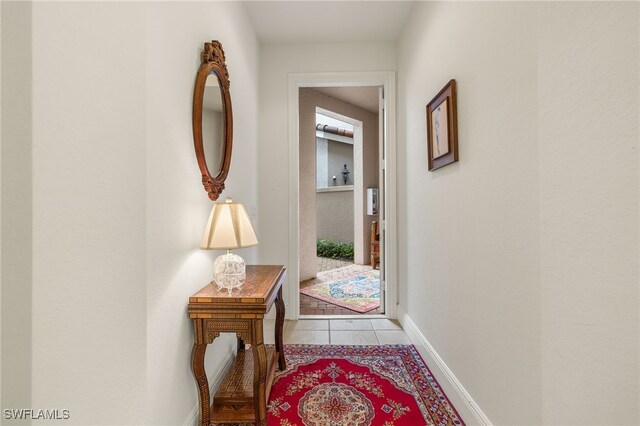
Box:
[2,1,637,425]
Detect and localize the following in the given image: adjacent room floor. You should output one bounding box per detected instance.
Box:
[264,318,409,345]
[299,257,382,316]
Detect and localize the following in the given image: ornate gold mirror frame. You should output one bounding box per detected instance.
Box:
[192,40,233,201]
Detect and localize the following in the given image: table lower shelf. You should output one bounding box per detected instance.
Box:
[210,346,278,425]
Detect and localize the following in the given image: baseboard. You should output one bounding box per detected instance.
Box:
[397,305,493,426]
[185,350,235,426]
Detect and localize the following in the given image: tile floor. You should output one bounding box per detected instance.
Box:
[263,318,410,345]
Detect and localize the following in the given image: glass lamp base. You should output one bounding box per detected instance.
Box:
[214,252,246,294]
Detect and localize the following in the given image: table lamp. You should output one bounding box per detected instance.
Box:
[200,199,258,293]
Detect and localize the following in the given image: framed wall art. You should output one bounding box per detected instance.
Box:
[426,79,458,171]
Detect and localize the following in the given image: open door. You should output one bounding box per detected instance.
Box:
[378,86,386,314]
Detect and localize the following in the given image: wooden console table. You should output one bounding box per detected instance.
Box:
[188,265,287,426]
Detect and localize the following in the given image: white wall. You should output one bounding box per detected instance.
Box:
[398,2,638,425]
[30,3,147,424]
[145,3,259,425]
[538,3,639,424]
[6,2,260,425]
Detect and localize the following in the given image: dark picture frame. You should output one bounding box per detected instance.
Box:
[426,79,458,171]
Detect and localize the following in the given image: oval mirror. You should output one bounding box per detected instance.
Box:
[193,40,233,201]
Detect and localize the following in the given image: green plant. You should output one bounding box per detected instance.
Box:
[316,239,354,261]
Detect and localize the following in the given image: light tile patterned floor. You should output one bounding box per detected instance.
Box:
[300,259,382,316]
[263,319,408,345]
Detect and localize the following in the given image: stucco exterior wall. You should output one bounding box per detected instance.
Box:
[328,140,354,186]
[316,189,354,243]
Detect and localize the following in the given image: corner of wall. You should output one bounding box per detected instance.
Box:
[1,1,33,420]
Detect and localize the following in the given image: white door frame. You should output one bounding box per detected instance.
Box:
[287,71,397,320]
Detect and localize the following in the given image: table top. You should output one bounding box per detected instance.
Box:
[188,265,286,315]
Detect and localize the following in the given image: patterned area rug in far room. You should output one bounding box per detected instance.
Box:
[299,269,381,313]
[268,345,465,426]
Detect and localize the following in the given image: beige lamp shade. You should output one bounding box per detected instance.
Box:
[200,199,258,250]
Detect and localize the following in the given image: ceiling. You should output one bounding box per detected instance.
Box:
[244,1,415,44]
[313,86,379,113]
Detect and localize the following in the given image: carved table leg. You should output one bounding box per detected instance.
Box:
[191,342,210,426]
[275,286,286,370]
[251,319,268,426]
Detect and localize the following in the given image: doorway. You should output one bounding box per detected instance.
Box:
[287,72,397,320]
[299,103,381,316]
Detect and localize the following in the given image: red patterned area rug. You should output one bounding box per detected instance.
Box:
[267,345,464,426]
